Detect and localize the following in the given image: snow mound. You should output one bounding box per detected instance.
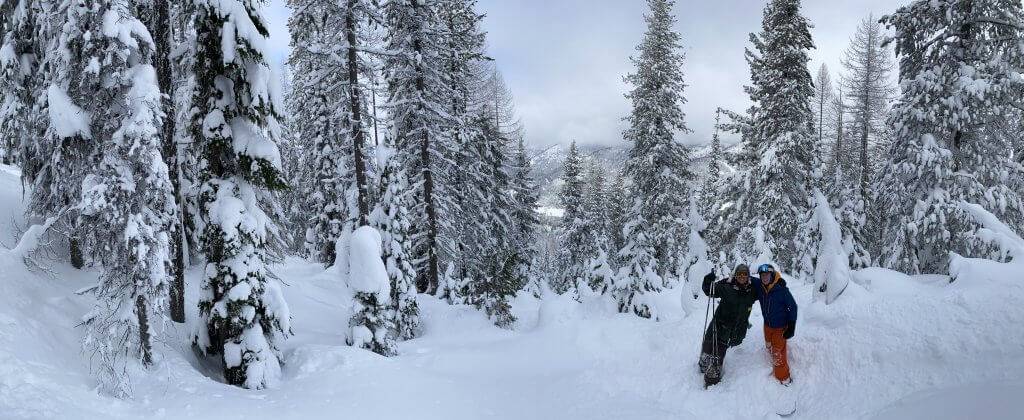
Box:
[347,226,390,299]
[286,345,383,380]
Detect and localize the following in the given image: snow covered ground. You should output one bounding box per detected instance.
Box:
[1,162,1022,420]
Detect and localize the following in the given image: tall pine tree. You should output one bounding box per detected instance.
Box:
[384,0,456,295]
[557,141,589,294]
[188,0,291,389]
[616,0,693,318]
[837,15,894,268]
[723,0,819,271]
[76,0,176,397]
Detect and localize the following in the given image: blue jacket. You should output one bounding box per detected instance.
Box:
[752,273,798,328]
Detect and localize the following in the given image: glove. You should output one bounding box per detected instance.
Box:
[783,322,795,339]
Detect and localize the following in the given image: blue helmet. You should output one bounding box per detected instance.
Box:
[757,263,776,274]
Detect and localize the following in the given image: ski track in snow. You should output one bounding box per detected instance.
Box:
[1,163,1022,420]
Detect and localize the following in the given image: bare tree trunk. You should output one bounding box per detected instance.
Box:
[818,100,823,145]
[371,81,380,148]
[136,294,153,366]
[834,89,844,178]
[950,3,973,174]
[859,94,871,202]
[70,236,84,269]
[346,0,370,225]
[412,1,439,295]
[150,0,186,323]
[859,27,875,203]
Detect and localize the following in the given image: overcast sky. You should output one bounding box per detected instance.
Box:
[263,0,907,148]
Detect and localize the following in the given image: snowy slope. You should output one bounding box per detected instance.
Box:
[1,162,1022,420]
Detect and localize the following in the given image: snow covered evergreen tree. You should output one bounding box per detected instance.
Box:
[440,1,520,317]
[480,139,519,325]
[510,136,540,271]
[698,110,724,216]
[0,0,39,166]
[26,0,98,269]
[616,0,693,319]
[75,0,176,397]
[556,141,590,294]
[681,200,712,312]
[879,0,1024,274]
[188,0,291,389]
[583,162,611,249]
[131,0,188,324]
[806,190,852,304]
[581,161,612,292]
[2,0,58,171]
[606,171,629,266]
[286,0,349,263]
[480,65,536,296]
[371,147,420,341]
[275,71,310,253]
[722,0,819,270]
[347,226,397,356]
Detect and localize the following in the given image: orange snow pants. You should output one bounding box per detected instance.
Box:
[764,326,791,382]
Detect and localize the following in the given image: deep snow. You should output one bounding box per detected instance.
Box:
[1,162,1022,420]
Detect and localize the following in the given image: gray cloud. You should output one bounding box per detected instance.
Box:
[265,0,906,148]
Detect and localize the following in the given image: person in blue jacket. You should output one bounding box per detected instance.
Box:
[751,263,797,385]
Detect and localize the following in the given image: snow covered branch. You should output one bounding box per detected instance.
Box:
[949,201,1024,283]
[809,190,851,305]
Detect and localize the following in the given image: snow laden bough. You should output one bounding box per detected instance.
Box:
[681,201,713,316]
[949,201,1024,283]
[806,190,852,304]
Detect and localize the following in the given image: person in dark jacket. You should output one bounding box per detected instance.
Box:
[699,264,758,388]
[751,263,798,385]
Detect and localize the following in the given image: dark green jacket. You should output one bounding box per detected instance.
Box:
[702,273,758,346]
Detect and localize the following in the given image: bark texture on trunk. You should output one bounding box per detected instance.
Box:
[136,294,153,365]
[346,0,370,225]
[151,0,186,323]
[412,1,439,295]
